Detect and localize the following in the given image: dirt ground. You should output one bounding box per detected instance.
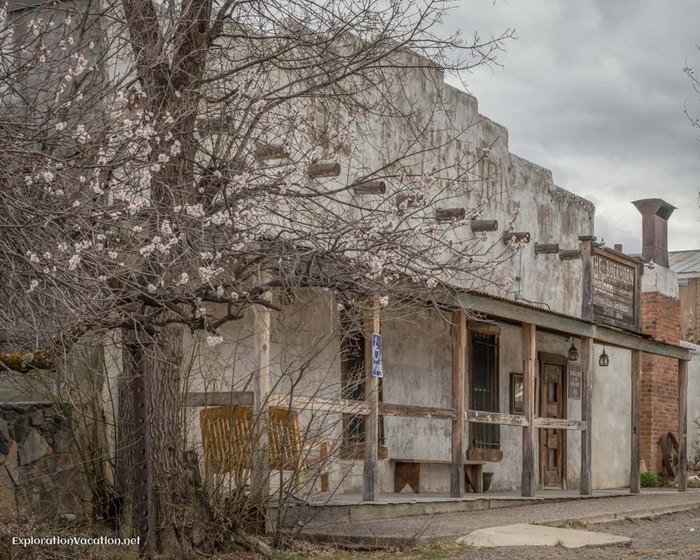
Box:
[447,509,700,559]
[4,509,700,559]
[270,509,700,560]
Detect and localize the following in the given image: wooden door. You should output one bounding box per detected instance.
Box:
[539,360,566,488]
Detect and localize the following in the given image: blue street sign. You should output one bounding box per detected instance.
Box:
[371,333,383,378]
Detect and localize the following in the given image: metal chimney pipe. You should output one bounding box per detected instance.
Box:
[631,198,676,268]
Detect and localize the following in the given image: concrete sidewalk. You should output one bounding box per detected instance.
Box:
[298,490,700,547]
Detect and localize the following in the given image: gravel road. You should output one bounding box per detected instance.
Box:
[454,509,700,559]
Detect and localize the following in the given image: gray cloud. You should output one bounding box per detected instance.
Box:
[446,0,700,251]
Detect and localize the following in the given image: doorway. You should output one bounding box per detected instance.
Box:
[539,353,568,489]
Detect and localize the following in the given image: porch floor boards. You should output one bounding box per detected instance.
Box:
[315,488,629,506]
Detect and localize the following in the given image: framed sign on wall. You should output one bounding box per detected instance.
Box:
[569,364,582,400]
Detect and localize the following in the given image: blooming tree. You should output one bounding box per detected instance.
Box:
[0,0,516,555]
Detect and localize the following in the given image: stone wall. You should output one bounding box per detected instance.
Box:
[0,402,90,522]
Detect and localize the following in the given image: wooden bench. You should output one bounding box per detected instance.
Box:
[200,405,330,491]
[390,458,488,493]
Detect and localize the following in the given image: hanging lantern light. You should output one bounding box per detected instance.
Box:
[567,339,579,362]
[598,347,610,367]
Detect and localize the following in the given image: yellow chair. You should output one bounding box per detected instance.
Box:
[199,405,329,492]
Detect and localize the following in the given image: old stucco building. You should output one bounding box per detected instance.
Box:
[0,11,696,522]
[170,59,693,497]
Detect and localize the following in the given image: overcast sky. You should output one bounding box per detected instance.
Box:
[446,0,700,253]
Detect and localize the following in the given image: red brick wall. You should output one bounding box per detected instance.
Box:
[640,291,681,474]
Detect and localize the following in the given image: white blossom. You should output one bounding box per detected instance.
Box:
[206,335,223,347]
[68,254,81,270]
[26,279,39,293]
[198,265,223,283]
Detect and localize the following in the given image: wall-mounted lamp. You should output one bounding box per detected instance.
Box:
[567,340,579,362]
[598,347,610,367]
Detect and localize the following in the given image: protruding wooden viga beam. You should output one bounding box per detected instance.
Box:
[521,323,536,497]
[352,180,386,195]
[470,219,498,232]
[254,143,289,161]
[307,162,341,178]
[450,308,467,497]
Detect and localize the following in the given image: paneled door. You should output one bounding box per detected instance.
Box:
[539,359,566,488]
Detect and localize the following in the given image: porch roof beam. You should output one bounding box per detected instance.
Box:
[454,292,690,361]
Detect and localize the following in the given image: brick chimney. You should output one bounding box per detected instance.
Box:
[632,198,676,268]
[633,198,681,476]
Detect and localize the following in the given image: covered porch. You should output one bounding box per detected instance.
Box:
[188,276,692,501]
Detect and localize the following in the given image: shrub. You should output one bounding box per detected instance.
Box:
[641,472,661,488]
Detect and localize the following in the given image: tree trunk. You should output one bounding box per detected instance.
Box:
[118,326,214,558]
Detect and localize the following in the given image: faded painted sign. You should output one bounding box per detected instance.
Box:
[592,252,639,331]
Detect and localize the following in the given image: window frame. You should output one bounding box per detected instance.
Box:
[467,321,502,461]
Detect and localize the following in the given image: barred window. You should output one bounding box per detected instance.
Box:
[470,331,500,450]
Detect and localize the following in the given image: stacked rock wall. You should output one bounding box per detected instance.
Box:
[0,402,91,522]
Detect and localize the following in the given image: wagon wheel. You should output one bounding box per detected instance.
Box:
[659,432,680,478]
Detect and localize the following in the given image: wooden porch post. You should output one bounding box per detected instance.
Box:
[630,350,642,493]
[252,274,272,499]
[451,309,467,497]
[521,323,536,497]
[363,296,381,501]
[678,359,688,492]
[580,336,593,495]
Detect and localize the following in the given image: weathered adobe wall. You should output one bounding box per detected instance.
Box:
[352,64,595,316]
[640,267,682,475]
[183,292,357,493]
[0,403,90,522]
[309,54,596,317]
